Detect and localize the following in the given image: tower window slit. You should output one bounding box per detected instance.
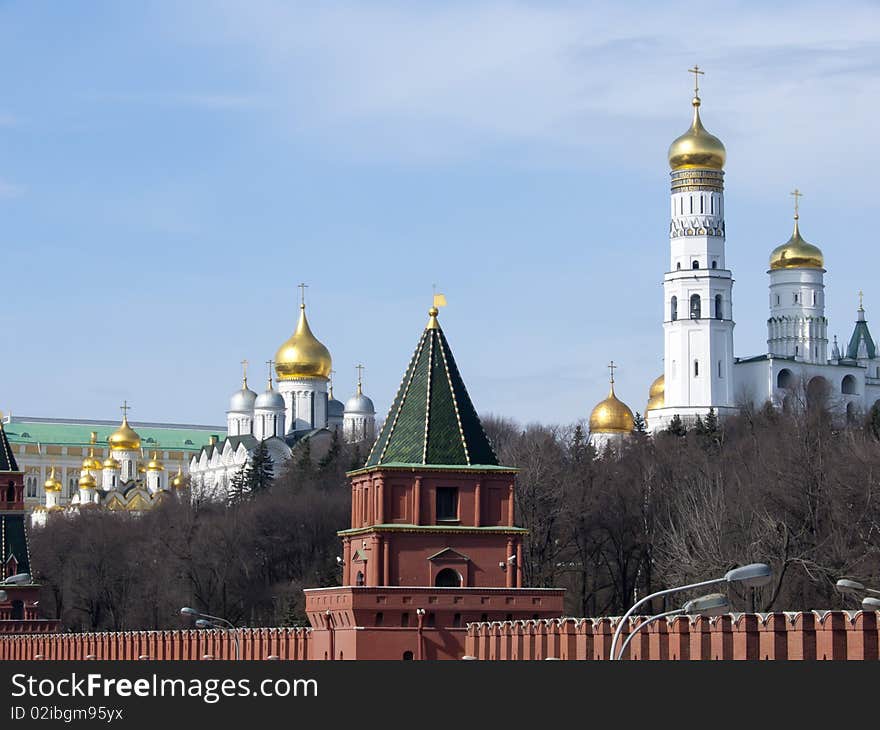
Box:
[700,196,704,213]
[694,360,699,377]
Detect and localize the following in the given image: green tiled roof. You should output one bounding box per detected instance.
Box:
[3,417,225,453]
[365,311,499,469]
[847,312,876,360]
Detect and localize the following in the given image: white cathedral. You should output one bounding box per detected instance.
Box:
[588,68,880,449]
[188,297,377,499]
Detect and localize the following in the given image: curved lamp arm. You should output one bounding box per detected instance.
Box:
[615,609,684,660]
[609,577,722,661]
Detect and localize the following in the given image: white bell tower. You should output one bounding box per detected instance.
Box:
[651,68,736,430]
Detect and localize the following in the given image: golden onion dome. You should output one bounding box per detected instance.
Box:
[275,303,332,381]
[146,451,164,472]
[646,374,665,413]
[108,415,141,451]
[103,455,120,469]
[589,383,635,434]
[43,466,63,493]
[769,218,824,270]
[78,471,97,489]
[170,464,186,489]
[668,96,726,171]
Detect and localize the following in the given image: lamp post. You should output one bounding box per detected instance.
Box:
[609,563,771,661]
[615,593,730,660]
[181,607,240,660]
[862,597,880,611]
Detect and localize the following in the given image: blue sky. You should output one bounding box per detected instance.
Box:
[2,0,880,427]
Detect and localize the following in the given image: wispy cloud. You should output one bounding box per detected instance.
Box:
[164,0,880,186]
[0,179,25,198]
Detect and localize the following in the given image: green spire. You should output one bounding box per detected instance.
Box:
[365,310,499,468]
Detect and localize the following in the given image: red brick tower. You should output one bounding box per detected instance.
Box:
[304,306,563,659]
[0,421,59,633]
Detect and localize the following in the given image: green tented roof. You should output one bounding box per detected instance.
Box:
[846,314,876,360]
[1,513,30,579]
[0,423,19,472]
[365,312,500,469]
[3,417,225,453]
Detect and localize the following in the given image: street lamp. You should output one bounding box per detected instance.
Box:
[0,573,31,585]
[181,607,240,660]
[863,597,880,611]
[609,563,771,661]
[614,592,730,660]
[836,579,880,598]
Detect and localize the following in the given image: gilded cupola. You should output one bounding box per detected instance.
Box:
[78,470,97,490]
[769,191,824,270]
[668,67,726,171]
[170,464,186,489]
[108,403,141,451]
[82,431,103,471]
[589,366,635,434]
[646,374,665,413]
[275,302,332,381]
[146,450,164,472]
[43,466,62,493]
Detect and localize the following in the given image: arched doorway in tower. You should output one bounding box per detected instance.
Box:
[846,401,858,424]
[842,374,857,395]
[434,568,462,588]
[777,369,795,390]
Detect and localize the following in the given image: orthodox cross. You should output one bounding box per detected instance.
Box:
[356,363,365,384]
[240,359,249,385]
[608,360,617,385]
[120,400,131,419]
[688,65,704,96]
[266,360,275,386]
[859,290,864,310]
[298,282,308,307]
[791,188,803,219]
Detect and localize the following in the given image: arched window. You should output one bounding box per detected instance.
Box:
[676,262,681,270]
[402,651,414,660]
[694,360,699,377]
[842,374,857,395]
[11,600,23,620]
[435,568,462,588]
[5,484,14,503]
[711,260,717,269]
[715,294,722,320]
[692,260,699,269]
[777,369,794,389]
[690,294,701,319]
[670,296,678,321]
[355,571,365,587]
[846,401,857,424]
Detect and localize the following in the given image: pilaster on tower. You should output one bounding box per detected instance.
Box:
[650,68,737,431]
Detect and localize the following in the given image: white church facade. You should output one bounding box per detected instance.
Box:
[589,69,880,444]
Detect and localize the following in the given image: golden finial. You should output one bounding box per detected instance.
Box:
[688,64,705,103]
[427,288,447,329]
[355,364,365,396]
[240,359,249,388]
[120,400,131,421]
[608,360,617,385]
[791,188,803,220]
[298,282,309,309]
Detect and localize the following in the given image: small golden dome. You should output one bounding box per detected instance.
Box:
[275,304,332,381]
[108,415,141,451]
[646,374,665,412]
[78,471,97,489]
[103,456,120,469]
[146,451,164,472]
[769,219,824,270]
[44,466,63,492]
[589,383,635,434]
[668,97,726,171]
[170,464,186,489]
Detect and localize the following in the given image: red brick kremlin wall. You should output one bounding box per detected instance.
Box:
[0,611,878,660]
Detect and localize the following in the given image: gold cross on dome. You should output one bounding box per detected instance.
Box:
[298,282,309,307]
[791,188,803,219]
[356,363,365,384]
[120,400,130,419]
[688,65,704,96]
[608,360,617,384]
